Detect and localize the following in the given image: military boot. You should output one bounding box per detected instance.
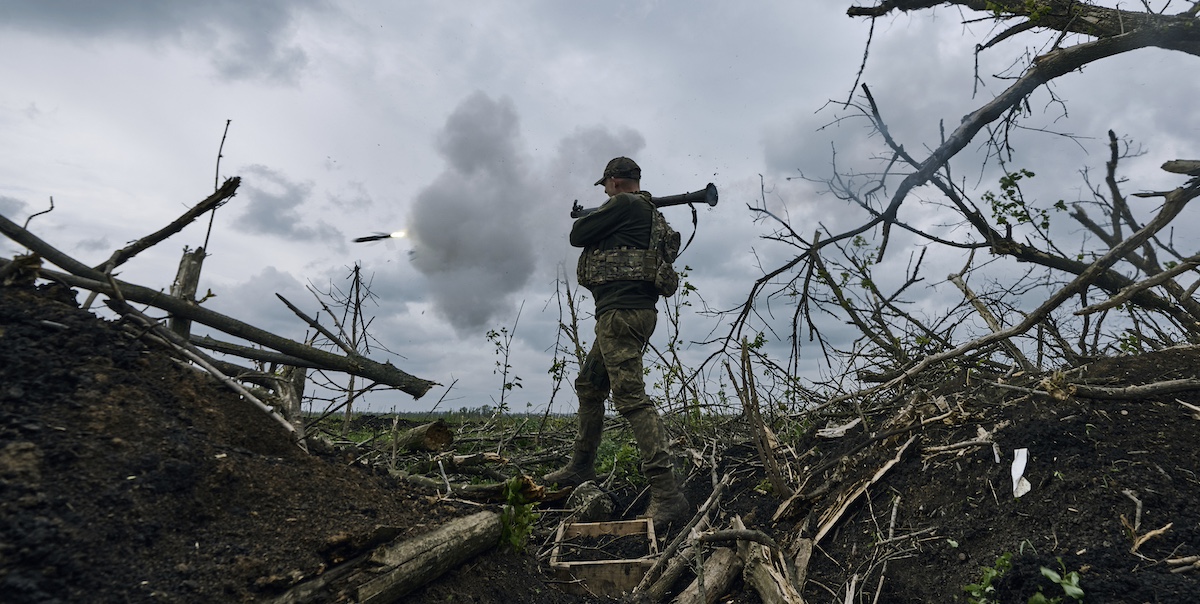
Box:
[645,469,690,528]
[543,401,604,487]
[624,408,690,527]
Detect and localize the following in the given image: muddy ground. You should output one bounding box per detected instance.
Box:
[1,282,1198,603]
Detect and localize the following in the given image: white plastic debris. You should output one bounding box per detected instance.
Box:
[1011,448,1031,498]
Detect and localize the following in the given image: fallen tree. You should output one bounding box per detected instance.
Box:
[0,197,436,400]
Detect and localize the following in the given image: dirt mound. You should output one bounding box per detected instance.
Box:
[776,353,1200,603]
[0,283,558,603]
[2,281,1198,603]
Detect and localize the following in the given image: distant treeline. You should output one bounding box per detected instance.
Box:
[304,407,577,422]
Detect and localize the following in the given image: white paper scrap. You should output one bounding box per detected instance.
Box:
[1011,448,1031,498]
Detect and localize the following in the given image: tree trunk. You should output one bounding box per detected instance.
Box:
[0,213,437,398]
[356,510,502,603]
[168,246,205,338]
[396,420,454,452]
[645,516,711,602]
[734,516,806,604]
[670,547,742,604]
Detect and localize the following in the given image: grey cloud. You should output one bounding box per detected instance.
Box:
[327,182,374,212]
[435,92,523,179]
[546,126,646,193]
[75,236,111,253]
[235,164,344,245]
[0,0,324,84]
[201,266,308,340]
[0,196,26,218]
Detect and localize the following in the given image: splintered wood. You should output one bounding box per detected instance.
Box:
[733,516,806,604]
[813,436,915,545]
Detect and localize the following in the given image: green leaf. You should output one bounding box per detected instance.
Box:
[1039,566,1062,583]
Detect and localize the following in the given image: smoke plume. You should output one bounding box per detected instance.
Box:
[407,91,647,335]
[407,92,538,333]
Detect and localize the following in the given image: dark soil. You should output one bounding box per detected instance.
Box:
[559,534,651,563]
[2,281,1198,603]
[0,284,575,603]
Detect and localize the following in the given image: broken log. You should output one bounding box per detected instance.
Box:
[396,420,454,452]
[670,547,742,604]
[645,516,711,602]
[405,452,508,476]
[401,473,565,504]
[356,510,502,603]
[92,177,240,273]
[0,256,435,398]
[168,246,206,338]
[733,516,806,604]
[0,212,436,398]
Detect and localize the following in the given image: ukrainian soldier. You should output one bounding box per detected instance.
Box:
[544,157,690,527]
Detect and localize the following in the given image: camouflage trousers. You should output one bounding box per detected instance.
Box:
[576,308,657,417]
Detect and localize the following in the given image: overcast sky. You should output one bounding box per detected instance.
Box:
[2,2,1196,414]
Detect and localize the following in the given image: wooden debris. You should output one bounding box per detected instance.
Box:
[645,515,711,602]
[1072,378,1200,400]
[923,423,1008,457]
[1167,555,1200,573]
[1161,159,1200,176]
[949,270,1036,371]
[733,516,806,604]
[0,211,437,398]
[670,547,742,604]
[167,246,206,338]
[395,420,454,452]
[0,253,41,286]
[634,473,732,594]
[94,177,240,274]
[1130,522,1172,554]
[357,510,503,603]
[727,345,793,498]
[402,473,564,504]
[816,417,861,438]
[791,538,813,592]
[814,436,915,545]
[1176,398,1200,420]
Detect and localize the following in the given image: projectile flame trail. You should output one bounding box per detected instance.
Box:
[353,230,407,243]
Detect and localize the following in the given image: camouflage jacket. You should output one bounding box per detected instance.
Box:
[571,191,659,315]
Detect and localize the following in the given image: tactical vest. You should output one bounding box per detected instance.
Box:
[577,200,681,297]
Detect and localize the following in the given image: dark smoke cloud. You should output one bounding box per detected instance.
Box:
[0,0,323,84]
[407,92,648,335]
[407,92,537,333]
